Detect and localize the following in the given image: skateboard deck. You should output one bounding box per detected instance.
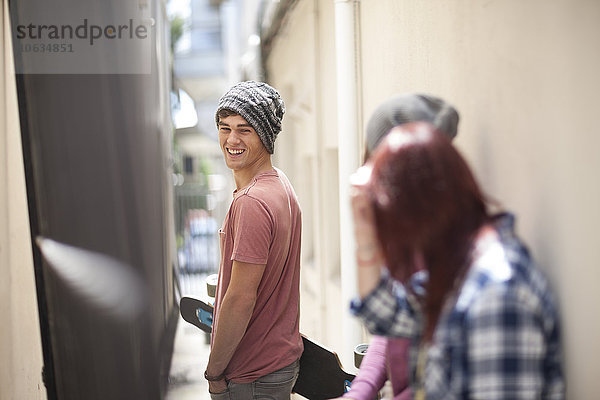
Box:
[293,335,355,400]
[180,296,214,333]
[178,296,355,400]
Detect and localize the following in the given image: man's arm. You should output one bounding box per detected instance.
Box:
[205,260,266,393]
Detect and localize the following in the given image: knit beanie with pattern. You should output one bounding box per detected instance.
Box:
[365,93,460,155]
[215,81,285,154]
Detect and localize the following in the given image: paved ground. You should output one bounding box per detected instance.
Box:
[166,273,212,400]
[165,317,211,400]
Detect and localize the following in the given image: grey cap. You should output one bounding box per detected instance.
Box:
[365,93,460,154]
[215,81,285,154]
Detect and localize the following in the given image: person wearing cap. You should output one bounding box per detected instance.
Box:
[204,81,303,400]
[363,93,459,159]
[340,93,459,400]
[349,122,565,399]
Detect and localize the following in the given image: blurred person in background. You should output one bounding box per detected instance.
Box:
[350,122,564,399]
[205,81,303,400]
[341,93,459,400]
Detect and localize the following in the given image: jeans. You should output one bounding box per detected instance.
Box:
[209,359,300,400]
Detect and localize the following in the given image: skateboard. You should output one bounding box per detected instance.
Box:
[178,296,355,400]
[293,335,355,399]
[180,296,214,333]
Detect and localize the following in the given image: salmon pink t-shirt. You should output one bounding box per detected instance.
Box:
[212,168,303,382]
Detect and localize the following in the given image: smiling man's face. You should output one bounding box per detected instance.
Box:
[218,114,269,174]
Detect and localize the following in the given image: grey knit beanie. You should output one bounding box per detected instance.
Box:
[365,93,460,155]
[215,81,285,154]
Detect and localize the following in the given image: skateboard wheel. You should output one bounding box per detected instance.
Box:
[354,343,369,368]
[206,274,218,298]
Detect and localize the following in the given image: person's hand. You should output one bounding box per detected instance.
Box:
[350,165,383,265]
[351,190,380,261]
[208,378,228,394]
[350,166,384,298]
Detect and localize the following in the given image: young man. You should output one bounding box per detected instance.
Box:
[205,81,303,400]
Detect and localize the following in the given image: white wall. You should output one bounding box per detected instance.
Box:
[0,0,47,398]
[267,0,359,366]
[266,0,600,397]
[360,2,600,398]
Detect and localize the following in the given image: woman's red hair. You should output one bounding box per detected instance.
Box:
[367,122,489,340]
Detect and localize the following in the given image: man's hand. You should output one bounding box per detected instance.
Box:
[208,378,228,394]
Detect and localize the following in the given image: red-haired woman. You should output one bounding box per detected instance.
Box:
[350,122,565,400]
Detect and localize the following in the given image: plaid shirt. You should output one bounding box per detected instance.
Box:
[351,213,565,399]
